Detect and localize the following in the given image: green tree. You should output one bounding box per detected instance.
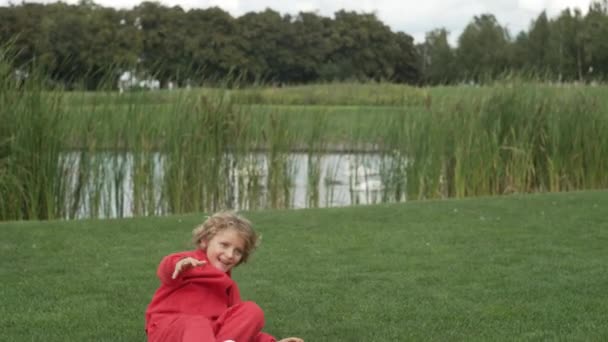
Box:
[583,0,608,80]
[323,11,418,83]
[286,12,333,83]
[236,9,295,83]
[5,3,47,68]
[526,11,555,75]
[456,14,511,81]
[418,28,456,84]
[392,32,419,83]
[510,31,529,72]
[552,8,586,81]
[134,2,187,83]
[183,7,246,84]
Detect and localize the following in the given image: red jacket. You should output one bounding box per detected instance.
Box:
[145,249,274,341]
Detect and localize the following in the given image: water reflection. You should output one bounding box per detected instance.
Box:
[62,151,405,219]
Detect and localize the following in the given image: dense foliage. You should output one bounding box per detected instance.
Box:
[2,1,607,88]
[419,1,608,83]
[0,1,419,88]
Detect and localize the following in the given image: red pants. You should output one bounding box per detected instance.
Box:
[147,301,273,342]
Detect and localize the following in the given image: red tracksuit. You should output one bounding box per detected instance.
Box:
[145,249,276,342]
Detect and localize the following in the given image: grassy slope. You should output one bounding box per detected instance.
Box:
[1,190,607,341]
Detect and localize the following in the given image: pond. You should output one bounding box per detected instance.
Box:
[61,151,407,219]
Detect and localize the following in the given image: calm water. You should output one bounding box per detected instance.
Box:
[62,151,406,219]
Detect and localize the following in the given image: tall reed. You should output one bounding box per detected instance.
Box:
[2,63,607,221]
[0,50,68,220]
[162,91,234,213]
[264,110,298,208]
[403,82,608,199]
[306,110,329,208]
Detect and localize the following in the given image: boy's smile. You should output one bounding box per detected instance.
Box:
[201,228,246,273]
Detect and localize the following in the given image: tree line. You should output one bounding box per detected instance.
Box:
[419,1,608,84]
[1,0,607,88]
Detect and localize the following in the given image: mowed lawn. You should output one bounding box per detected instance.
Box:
[1,191,607,341]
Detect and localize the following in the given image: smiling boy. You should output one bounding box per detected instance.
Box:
[145,212,303,342]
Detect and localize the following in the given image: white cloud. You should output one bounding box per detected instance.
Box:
[519,0,548,13]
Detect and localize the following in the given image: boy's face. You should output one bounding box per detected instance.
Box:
[201,228,246,273]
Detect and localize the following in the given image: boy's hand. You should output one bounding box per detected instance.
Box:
[278,338,304,342]
[172,257,206,279]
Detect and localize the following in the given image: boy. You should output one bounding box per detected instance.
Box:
[145,211,303,342]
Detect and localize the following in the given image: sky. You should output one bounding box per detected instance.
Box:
[1,0,596,44]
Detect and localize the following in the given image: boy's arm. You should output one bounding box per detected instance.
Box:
[157,252,204,284]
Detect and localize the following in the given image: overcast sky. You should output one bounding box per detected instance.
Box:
[2,0,595,44]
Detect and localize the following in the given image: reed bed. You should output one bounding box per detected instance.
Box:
[1,50,607,220]
[1,59,68,220]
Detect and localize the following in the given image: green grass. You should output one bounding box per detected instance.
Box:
[1,190,607,341]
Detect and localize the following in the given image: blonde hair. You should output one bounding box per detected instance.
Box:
[192,211,259,264]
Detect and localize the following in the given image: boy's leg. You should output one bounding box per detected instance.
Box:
[213,301,266,342]
[148,315,215,342]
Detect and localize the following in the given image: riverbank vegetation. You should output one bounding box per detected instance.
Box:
[2,59,607,220]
